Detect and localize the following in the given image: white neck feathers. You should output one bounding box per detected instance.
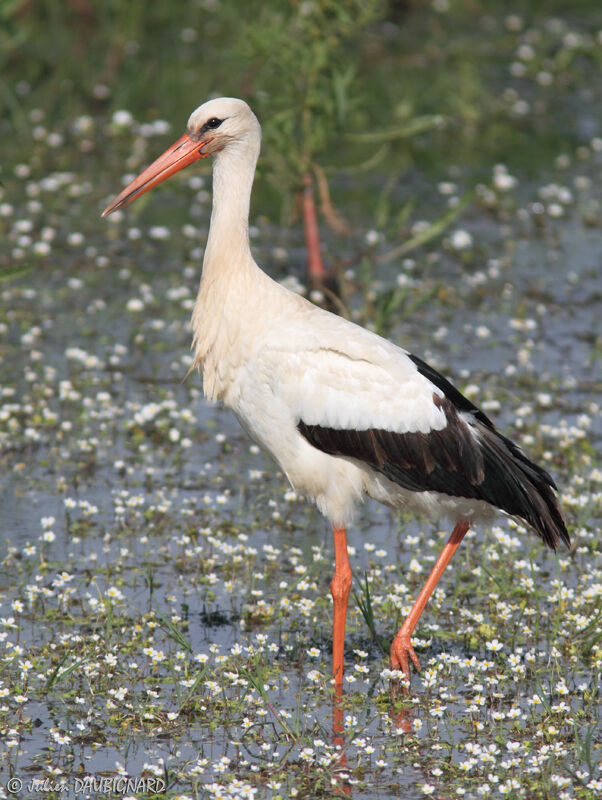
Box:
[190,125,263,397]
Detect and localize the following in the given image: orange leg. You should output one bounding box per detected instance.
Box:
[333,682,345,743]
[390,521,470,680]
[302,172,325,283]
[331,581,351,795]
[332,694,351,795]
[331,526,352,685]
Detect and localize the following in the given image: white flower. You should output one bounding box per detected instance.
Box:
[112,110,134,127]
[126,298,144,312]
[68,232,84,247]
[33,241,51,256]
[450,229,473,250]
[493,170,517,192]
[149,226,170,241]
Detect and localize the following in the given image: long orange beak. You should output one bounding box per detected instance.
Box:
[102,133,211,217]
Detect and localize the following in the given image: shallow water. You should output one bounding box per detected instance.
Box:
[1,5,601,800]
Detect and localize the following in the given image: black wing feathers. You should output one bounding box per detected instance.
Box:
[297,358,569,551]
[408,353,494,428]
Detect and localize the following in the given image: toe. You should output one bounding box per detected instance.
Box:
[390,633,421,679]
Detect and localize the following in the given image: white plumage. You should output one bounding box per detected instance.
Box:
[103,97,568,686]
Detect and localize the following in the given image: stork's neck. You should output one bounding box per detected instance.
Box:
[191,131,265,394]
[201,136,260,285]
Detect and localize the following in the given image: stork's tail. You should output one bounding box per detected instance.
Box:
[477,423,569,550]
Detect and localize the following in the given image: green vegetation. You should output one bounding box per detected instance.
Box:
[0,1,601,798]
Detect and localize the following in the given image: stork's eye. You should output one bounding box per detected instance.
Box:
[198,117,224,137]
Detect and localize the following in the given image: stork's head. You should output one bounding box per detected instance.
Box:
[102,97,259,217]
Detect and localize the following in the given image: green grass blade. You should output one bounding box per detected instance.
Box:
[45,655,87,691]
[377,192,473,264]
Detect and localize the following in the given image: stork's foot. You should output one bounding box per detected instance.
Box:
[390,632,421,681]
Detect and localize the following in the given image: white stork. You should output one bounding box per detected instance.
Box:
[102,98,569,686]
